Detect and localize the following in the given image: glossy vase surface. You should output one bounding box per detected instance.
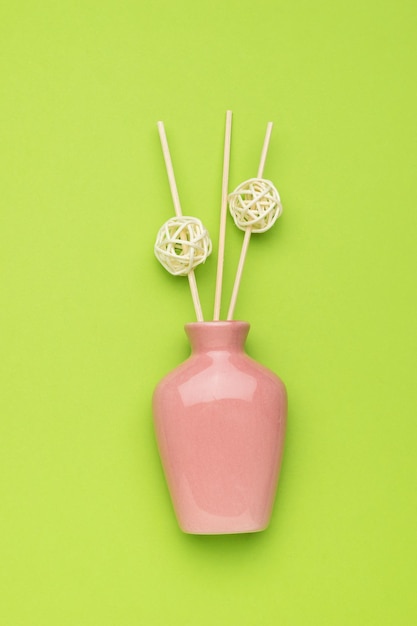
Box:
[152,321,287,534]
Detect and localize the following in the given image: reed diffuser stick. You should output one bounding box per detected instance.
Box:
[157,121,204,322]
[227,122,273,320]
[213,110,233,320]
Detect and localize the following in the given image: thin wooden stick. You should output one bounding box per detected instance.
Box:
[257,121,273,179]
[227,122,273,321]
[157,121,183,219]
[226,228,251,320]
[213,110,233,320]
[157,121,204,322]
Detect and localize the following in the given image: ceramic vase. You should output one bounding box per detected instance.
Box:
[152,321,287,534]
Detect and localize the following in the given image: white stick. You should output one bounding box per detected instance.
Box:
[257,121,273,179]
[157,121,183,219]
[226,227,251,320]
[227,122,273,321]
[213,110,233,320]
[157,121,204,322]
[187,272,203,321]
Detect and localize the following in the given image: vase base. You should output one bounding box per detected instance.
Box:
[176,508,271,535]
[181,526,268,536]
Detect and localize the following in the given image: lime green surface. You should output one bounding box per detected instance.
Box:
[1,1,416,624]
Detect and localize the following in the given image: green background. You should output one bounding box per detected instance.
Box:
[1,0,416,624]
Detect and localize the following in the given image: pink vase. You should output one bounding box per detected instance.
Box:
[152,321,287,534]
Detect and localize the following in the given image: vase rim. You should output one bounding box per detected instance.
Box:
[184,321,250,352]
[185,320,250,328]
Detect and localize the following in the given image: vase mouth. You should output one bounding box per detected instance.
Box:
[184,321,250,352]
[185,320,249,328]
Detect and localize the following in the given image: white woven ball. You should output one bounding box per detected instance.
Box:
[154,216,212,276]
[228,178,282,233]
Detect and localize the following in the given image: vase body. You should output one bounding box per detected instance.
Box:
[152,321,287,534]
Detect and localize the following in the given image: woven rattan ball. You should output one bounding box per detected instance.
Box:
[228,178,282,232]
[154,216,212,276]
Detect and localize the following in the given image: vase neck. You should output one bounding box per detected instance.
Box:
[184,321,250,354]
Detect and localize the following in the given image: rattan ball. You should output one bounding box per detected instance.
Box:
[228,178,282,232]
[154,216,212,276]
